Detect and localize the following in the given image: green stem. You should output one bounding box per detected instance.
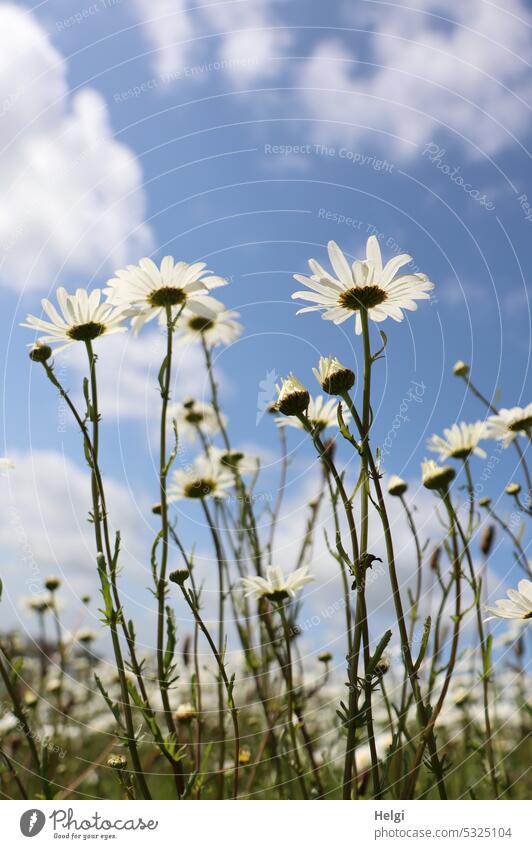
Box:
[178,584,240,799]
[201,498,228,798]
[85,342,151,800]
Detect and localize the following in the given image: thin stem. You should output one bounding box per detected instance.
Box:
[155,307,185,796]
[201,498,228,798]
[341,389,448,799]
[278,603,310,799]
[405,489,462,798]
[178,583,240,799]
[84,341,151,800]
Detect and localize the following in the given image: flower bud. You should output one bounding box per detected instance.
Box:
[505,482,521,496]
[275,374,310,416]
[174,702,196,722]
[29,343,52,363]
[318,651,333,664]
[169,569,190,586]
[107,754,128,770]
[312,355,355,395]
[479,524,495,556]
[45,576,60,592]
[478,497,491,507]
[429,547,441,571]
[453,360,470,377]
[387,475,407,497]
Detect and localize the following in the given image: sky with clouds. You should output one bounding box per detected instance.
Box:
[0,0,531,657]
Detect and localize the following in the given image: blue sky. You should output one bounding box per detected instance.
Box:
[0,1,531,653]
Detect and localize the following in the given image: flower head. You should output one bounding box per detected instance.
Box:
[241,565,314,602]
[276,394,349,433]
[486,404,532,447]
[485,579,532,621]
[312,355,355,395]
[176,307,242,348]
[174,702,197,722]
[427,421,487,461]
[387,475,407,497]
[170,398,225,443]
[169,455,233,501]
[453,360,470,377]
[21,288,128,354]
[292,236,434,334]
[274,374,310,417]
[421,459,456,491]
[104,256,227,334]
[505,482,521,496]
[0,458,14,473]
[207,446,259,476]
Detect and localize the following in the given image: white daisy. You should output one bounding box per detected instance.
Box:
[427,421,488,461]
[241,565,314,602]
[169,455,233,501]
[170,399,226,443]
[485,579,532,621]
[292,236,434,334]
[421,459,456,491]
[207,446,259,476]
[21,288,128,354]
[0,458,14,473]
[176,307,242,348]
[104,256,228,334]
[276,395,349,433]
[486,404,532,447]
[312,355,355,395]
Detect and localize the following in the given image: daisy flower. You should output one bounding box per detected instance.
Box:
[486,404,532,447]
[292,235,434,334]
[241,565,314,602]
[169,455,233,501]
[421,459,456,491]
[170,398,226,442]
[276,395,349,433]
[104,256,228,334]
[485,579,532,621]
[0,458,14,473]
[176,307,242,348]
[427,421,488,461]
[21,288,128,354]
[312,355,355,395]
[274,374,310,416]
[207,446,259,476]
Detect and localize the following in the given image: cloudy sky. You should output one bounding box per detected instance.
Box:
[0,1,530,658]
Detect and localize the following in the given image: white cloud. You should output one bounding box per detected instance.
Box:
[131,0,290,82]
[0,4,152,292]
[295,0,532,158]
[0,450,151,628]
[60,329,212,422]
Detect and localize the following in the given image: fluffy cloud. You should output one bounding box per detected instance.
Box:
[295,0,532,158]
[0,4,152,292]
[0,450,152,632]
[57,328,227,422]
[131,0,290,82]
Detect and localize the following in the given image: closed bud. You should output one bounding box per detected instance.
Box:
[505,482,521,496]
[45,576,60,592]
[429,547,441,571]
[479,524,495,556]
[107,754,128,770]
[453,360,470,377]
[169,569,190,586]
[29,343,52,363]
